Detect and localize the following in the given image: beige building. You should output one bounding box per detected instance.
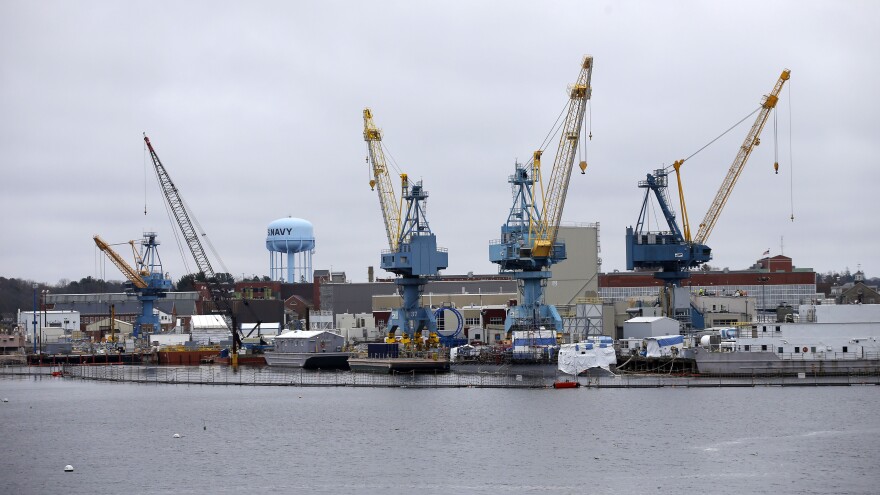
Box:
[85,318,134,339]
[544,224,601,306]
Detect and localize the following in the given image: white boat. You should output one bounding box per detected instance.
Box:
[263,330,351,370]
[693,304,880,376]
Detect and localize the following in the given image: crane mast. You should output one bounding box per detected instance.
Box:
[694,69,790,244]
[143,135,241,357]
[144,136,217,280]
[363,108,403,251]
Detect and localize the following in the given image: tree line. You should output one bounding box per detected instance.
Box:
[0,276,127,325]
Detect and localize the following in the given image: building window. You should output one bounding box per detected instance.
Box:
[474,333,481,340]
[775,326,781,332]
[843,346,848,353]
[494,334,501,341]
[777,347,784,353]
[761,345,767,351]
[489,317,502,325]
[811,346,816,353]
[744,345,750,351]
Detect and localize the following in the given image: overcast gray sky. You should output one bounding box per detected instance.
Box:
[2,1,878,286]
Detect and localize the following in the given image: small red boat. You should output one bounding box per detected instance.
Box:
[553,380,579,389]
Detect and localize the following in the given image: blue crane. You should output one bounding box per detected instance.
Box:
[625,69,790,325]
[363,109,448,347]
[625,167,712,285]
[94,232,172,338]
[489,56,593,334]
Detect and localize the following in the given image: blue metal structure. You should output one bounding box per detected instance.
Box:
[132,232,173,337]
[363,109,448,345]
[95,232,172,338]
[625,168,712,285]
[381,176,449,340]
[489,162,566,333]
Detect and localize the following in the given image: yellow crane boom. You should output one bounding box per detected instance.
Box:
[94,235,147,288]
[532,55,593,257]
[694,69,790,244]
[363,108,403,251]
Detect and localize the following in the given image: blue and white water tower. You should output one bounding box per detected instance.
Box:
[267,217,315,283]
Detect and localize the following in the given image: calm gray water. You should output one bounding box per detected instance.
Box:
[1,376,878,495]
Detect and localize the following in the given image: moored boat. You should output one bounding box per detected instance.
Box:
[263,330,351,370]
[694,304,880,376]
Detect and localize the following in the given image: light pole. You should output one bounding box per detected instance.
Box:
[41,289,49,353]
[31,283,38,354]
[758,276,770,322]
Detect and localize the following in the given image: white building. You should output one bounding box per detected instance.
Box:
[190,315,230,345]
[335,313,379,342]
[622,316,680,339]
[17,310,80,344]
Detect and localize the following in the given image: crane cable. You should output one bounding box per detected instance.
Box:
[664,106,761,172]
[534,96,571,162]
[773,106,779,171]
[787,82,795,222]
[579,101,592,165]
[381,142,405,178]
[143,144,148,216]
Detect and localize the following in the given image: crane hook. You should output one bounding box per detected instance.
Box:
[774,162,779,174]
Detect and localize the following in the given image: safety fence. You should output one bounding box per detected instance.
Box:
[3,364,878,388]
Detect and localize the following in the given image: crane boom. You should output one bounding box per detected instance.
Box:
[363,108,403,251]
[143,135,217,280]
[533,55,593,257]
[94,235,147,289]
[694,69,790,244]
[143,134,241,354]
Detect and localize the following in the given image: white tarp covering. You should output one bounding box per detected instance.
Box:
[645,334,684,357]
[557,342,617,375]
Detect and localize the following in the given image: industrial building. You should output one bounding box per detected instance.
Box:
[45,292,197,332]
[599,255,818,312]
[543,224,601,306]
